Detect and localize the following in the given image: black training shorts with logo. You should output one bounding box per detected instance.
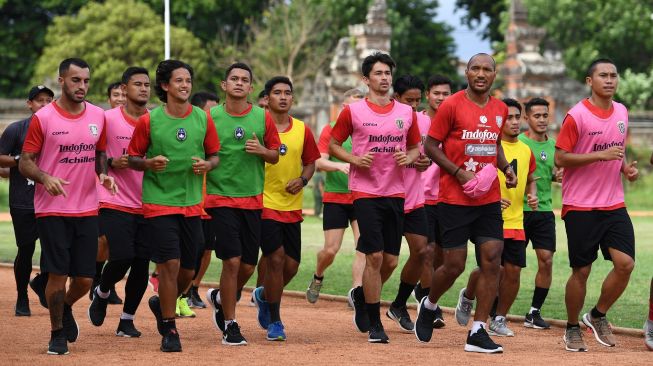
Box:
[354,197,404,256]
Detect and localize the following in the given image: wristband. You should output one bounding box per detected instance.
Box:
[501,164,511,174]
[453,167,461,177]
[107,157,114,168]
[300,177,308,186]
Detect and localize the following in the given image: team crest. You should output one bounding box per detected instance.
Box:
[480,115,488,124]
[395,119,404,129]
[89,124,98,136]
[496,116,503,128]
[617,120,625,135]
[234,126,245,140]
[279,144,288,156]
[540,150,548,161]
[176,128,187,141]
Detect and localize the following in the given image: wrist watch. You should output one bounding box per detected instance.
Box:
[300,177,308,186]
[14,155,20,162]
[107,157,114,168]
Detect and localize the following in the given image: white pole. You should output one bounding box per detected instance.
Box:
[164,0,170,60]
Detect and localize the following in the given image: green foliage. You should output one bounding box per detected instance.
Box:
[32,0,210,103]
[455,0,508,43]
[616,68,653,111]
[0,180,8,209]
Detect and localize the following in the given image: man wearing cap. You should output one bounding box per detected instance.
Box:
[0,85,54,316]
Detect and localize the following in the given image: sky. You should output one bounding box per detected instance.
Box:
[434,0,493,61]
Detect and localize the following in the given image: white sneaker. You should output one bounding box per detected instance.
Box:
[644,319,653,351]
[454,288,474,326]
[489,317,514,337]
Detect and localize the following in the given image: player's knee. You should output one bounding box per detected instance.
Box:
[443,261,465,278]
[614,257,634,276]
[366,251,383,269]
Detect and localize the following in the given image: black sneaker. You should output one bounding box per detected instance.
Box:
[108,286,123,305]
[161,328,182,352]
[464,327,503,353]
[47,330,69,355]
[386,304,414,332]
[88,286,109,326]
[116,319,142,338]
[29,273,48,309]
[148,295,164,336]
[206,288,225,332]
[524,310,550,329]
[414,297,436,343]
[62,304,79,343]
[188,286,206,309]
[368,323,389,343]
[15,296,31,316]
[433,306,445,329]
[348,287,369,332]
[222,321,247,346]
[89,278,99,301]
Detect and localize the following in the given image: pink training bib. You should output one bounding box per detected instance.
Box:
[403,112,429,210]
[417,111,440,202]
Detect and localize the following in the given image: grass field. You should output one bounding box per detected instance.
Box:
[0,214,650,329]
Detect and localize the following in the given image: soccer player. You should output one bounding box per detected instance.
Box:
[0,85,53,316]
[87,66,151,337]
[128,59,220,352]
[19,58,117,355]
[107,81,126,108]
[556,58,638,352]
[386,75,431,332]
[519,97,560,329]
[257,90,268,109]
[306,88,365,304]
[414,53,515,354]
[204,62,280,346]
[330,52,421,343]
[252,76,320,341]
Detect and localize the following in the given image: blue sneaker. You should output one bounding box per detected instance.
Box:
[253,287,271,330]
[266,321,286,341]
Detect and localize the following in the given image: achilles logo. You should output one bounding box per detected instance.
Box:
[58,143,96,155]
[59,156,96,164]
[368,134,404,144]
[461,129,498,143]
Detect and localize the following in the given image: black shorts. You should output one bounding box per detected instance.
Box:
[207,207,261,266]
[438,202,503,249]
[353,197,404,256]
[524,211,556,252]
[404,207,428,237]
[10,207,38,248]
[37,215,98,277]
[425,204,442,245]
[502,238,527,268]
[202,218,216,251]
[563,208,635,268]
[261,219,301,263]
[99,208,150,261]
[323,203,356,230]
[148,215,202,270]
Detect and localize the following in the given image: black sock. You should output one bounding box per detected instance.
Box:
[14,242,35,297]
[99,259,131,293]
[567,322,579,329]
[162,318,176,331]
[123,258,149,315]
[490,296,498,319]
[269,302,281,323]
[420,286,431,300]
[354,286,365,302]
[366,302,381,326]
[591,306,606,319]
[95,261,105,281]
[313,274,324,281]
[392,281,415,308]
[531,287,549,310]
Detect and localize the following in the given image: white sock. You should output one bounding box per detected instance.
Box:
[424,298,438,311]
[470,321,485,335]
[120,312,135,320]
[224,319,235,329]
[494,315,506,322]
[529,307,539,314]
[96,287,110,299]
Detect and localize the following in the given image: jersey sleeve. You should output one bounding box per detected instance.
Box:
[22,115,44,154]
[428,100,453,141]
[528,151,536,174]
[317,124,332,154]
[96,117,107,152]
[406,111,421,146]
[555,115,579,152]
[127,113,151,157]
[301,126,321,165]
[331,106,353,143]
[0,122,18,155]
[204,111,220,155]
[263,112,282,150]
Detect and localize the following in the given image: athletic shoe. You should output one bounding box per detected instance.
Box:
[116,319,142,338]
[464,328,503,353]
[148,295,164,336]
[524,310,550,329]
[223,321,247,346]
[89,278,99,301]
[29,273,48,309]
[267,321,287,341]
[386,304,414,332]
[47,330,69,355]
[15,296,30,316]
[348,287,369,332]
[62,305,79,343]
[644,319,653,351]
[148,273,159,293]
[414,297,436,343]
[253,286,271,329]
[582,312,615,347]
[160,328,182,352]
[433,306,445,329]
[368,323,389,344]
[88,286,109,326]
[176,296,196,318]
[563,325,587,352]
[108,287,123,305]
[489,317,514,337]
[306,277,323,304]
[455,288,475,326]
[188,287,206,309]
[206,288,225,332]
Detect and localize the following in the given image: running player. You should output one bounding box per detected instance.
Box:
[252,76,320,341]
[0,85,53,316]
[386,75,431,333]
[87,66,151,337]
[519,97,560,329]
[204,62,280,346]
[257,90,268,109]
[107,81,126,108]
[128,59,220,352]
[414,53,515,354]
[306,88,365,304]
[556,58,638,352]
[19,58,117,355]
[330,52,421,343]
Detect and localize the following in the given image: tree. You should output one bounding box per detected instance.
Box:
[617,68,653,111]
[455,0,507,43]
[32,0,210,103]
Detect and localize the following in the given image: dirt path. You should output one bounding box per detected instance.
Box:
[0,267,649,365]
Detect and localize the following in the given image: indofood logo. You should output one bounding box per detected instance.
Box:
[58,143,96,154]
[368,135,404,144]
[461,129,498,143]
